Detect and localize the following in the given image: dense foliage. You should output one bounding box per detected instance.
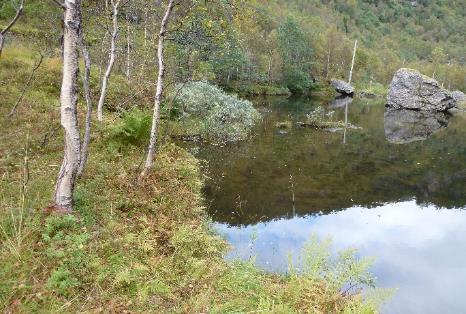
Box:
[175,81,261,142]
[2,0,464,98]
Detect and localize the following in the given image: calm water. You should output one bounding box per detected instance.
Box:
[187,96,466,313]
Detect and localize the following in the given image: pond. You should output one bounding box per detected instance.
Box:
[185,96,466,313]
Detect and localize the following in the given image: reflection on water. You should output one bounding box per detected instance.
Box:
[384,109,450,144]
[215,201,466,314]
[185,96,466,312]
[329,95,354,108]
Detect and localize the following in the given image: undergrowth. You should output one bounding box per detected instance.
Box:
[0,46,391,313]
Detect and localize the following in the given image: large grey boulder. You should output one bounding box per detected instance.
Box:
[331,79,355,96]
[387,68,456,111]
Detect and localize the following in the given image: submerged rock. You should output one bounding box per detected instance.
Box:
[387,68,456,111]
[384,109,450,144]
[331,79,355,96]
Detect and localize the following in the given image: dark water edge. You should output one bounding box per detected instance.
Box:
[183,96,466,313]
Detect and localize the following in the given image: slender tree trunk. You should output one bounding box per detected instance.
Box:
[326,49,330,79]
[77,37,92,177]
[140,0,175,178]
[0,35,4,57]
[0,0,24,58]
[126,21,131,78]
[348,39,357,84]
[141,7,148,76]
[97,0,120,122]
[267,52,272,84]
[54,0,83,212]
[98,31,107,83]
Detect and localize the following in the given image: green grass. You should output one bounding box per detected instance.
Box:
[356,82,388,98]
[0,45,390,312]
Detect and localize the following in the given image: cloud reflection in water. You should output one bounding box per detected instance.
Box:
[215,200,466,313]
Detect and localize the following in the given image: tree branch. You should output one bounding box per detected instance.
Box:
[8,52,44,117]
[1,0,25,35]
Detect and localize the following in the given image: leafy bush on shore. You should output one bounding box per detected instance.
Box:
[175,81,261,142]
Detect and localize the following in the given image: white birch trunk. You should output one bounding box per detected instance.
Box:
[98,31,108,83]
[141,8,148,75]
[126,22,131,78]
[348,39,357,84]
[97,0,120,122]
[54,0,82,212]
[140,0,175,178]
[77,37,92,177]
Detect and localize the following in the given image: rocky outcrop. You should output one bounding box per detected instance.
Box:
[331,79,355,96]
[387,68,456,111]
[384,109,450,144]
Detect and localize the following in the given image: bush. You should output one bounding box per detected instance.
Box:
[175,81,261,142]
[107,109,152,151]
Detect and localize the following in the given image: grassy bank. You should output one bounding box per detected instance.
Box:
[224,81,292,97]
[1,47,388,312]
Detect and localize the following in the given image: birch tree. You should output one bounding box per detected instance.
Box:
[0,0,25,58]
[126,18,131,78]
[348,39,357,84]
[53,0,83,212]
[140,0,175,178]
[97,0,121,122]
[77,36,92,177]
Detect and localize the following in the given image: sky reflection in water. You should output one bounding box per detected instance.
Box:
[215,201,466,313]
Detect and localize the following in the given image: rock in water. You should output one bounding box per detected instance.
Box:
[331,79,355,96]
[387,68,456,111]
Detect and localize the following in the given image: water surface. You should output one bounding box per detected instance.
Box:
[187,96,466,313]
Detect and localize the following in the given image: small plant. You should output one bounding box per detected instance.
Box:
[301,106,346,129]
[284,236,392,313]
[276,120,293,129]
[107,109,152,150]
[46,267,78,296]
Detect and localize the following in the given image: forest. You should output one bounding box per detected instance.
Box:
[1,0,465,312]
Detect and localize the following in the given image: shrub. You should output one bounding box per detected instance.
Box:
[175,81,261,142]
[107,109,152,151]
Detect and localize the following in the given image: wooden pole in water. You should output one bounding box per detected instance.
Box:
[348,39,357,84]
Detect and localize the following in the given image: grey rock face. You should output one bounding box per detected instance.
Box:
[387,68,456,111]
[384,109,450,144]
[331,79,355,96]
